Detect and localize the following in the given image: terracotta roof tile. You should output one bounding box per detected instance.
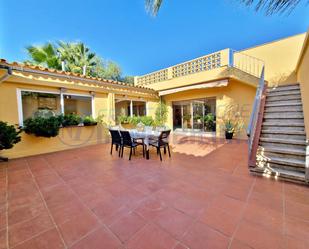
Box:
[0,59,155,92]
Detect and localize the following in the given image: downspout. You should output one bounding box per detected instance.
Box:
[0,65,12,83]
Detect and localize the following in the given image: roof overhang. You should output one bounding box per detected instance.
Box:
[158,79,228,96]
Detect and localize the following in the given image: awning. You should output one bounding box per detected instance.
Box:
[158,79,229,96]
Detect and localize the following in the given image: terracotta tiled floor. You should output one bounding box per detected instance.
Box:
[1,135,309,249]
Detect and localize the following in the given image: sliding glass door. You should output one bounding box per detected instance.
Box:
[172,98,216,132]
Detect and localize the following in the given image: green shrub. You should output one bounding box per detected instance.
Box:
[0,121,22,150]
[140,116,154,126]
[155,102,168,126]
[204,113,216,131]
[83,116,97,126]
[61,114,82,127]
[117,115,129,124]
[23,116,61,137]
[127,116,140,126]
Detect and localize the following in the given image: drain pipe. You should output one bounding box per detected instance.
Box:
[0,65,12,83]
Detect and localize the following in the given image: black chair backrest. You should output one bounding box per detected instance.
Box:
[159,130,171,140]
[120,130,133,146]
[109,129,122,144]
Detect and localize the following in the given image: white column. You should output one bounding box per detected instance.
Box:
[145,102,148,116]
[130,100,133,117]
[60,92,64,114]
[91,95,95,118]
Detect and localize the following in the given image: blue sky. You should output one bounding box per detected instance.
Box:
[0,0,308,76]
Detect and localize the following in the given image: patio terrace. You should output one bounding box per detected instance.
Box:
[0,136,309,249]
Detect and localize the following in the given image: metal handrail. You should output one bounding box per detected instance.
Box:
[247,66,265,156]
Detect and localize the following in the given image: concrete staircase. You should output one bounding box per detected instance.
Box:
[251,83,308,184]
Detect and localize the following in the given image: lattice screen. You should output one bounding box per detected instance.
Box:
[172,52,221,78]
[136,69,168,85]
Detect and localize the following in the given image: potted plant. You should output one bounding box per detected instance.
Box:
[83,116,97,126]
[204,113,216,132]
[224,120,234,139]
[23,116,61,137]
[0,121,22,161]
[61,114,82,127]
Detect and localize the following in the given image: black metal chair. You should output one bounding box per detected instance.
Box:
[109,129,122,157]
[149,130,171,161]
[120,130,144,160]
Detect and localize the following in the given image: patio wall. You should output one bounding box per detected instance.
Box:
[0,78,158,158]
[241,33,306,86]
[297,31,309,139]
[163,79,256,139]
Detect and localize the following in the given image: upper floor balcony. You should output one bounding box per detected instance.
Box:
[134,49,264,91]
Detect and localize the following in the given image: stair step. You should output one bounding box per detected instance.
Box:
[266,95,301,102]
[262,121,304,127]
[260,137,307,145]
[267,84,300,93]
[261,130,306,135]
[264,106,303,112]
[267,90,301,97]
[265,101,302,107]
[262,146,306,156]
[264,113,304,119]
[265,156,305,168]
[250,167,307,184]
[261,133,306,140]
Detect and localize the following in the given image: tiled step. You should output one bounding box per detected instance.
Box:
[262,148,306,162]
[262,121,304,127]
[259,137,307,150]
[259,137,307,145]
[267,84,300,93]
[264,112,304,119]
[267,90,301,97]
[250,167,307,184]
[264,156,305,168]
[265,100,302,107]
[264,105,303,112]
[261,125,304,132]
[262,146,306,156]
[266,94,301,102]
[261,129,306,135]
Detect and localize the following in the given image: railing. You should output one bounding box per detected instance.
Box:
[247,66,266,166]
[233,51,264,78]
[135,49,264,86]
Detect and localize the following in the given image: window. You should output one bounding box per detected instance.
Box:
[18,90,93,125]
[115,99,147,119]
[133,101,146,116]
[21,91,61,121]
[63,94,92,117]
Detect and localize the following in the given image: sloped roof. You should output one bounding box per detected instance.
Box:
[0,59,155,93]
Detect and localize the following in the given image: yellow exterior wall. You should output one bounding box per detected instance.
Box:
[163,79,256,139]
[241,33,306,86]
[296,32,309,140]
[0,81,110,158]
[0,73,157,158]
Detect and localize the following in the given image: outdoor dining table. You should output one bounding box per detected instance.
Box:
[129,129,162,160]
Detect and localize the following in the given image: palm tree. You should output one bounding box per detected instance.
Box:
[145,0,163,16]
[25,41,123,81]
[239,0,307,15]
[25,42,61,69]
[145,0,307,16]
[58,41,97,75]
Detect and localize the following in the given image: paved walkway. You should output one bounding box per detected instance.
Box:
[0,136,308,249]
